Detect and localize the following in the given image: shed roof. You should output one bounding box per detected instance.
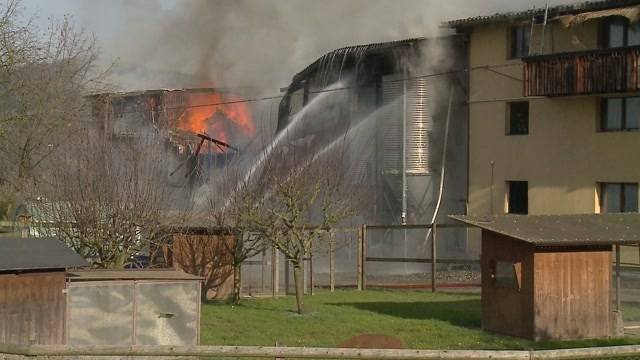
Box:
[67,269,204,281]
[445,0,640,28]
[450,213,640,246]
[0,237,87,271]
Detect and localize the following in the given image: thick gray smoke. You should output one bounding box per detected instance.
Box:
[60,0,575,94]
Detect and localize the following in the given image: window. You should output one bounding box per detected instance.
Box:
[489,260,522,289]
[507,101,529,135]
[510,25,530,59]
[603,16,640,48]
[601,97,640,131]
[600,183,639,213]
[507,181,528,214]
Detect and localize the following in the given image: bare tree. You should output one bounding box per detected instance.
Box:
[208,162,272,304]
[37,131,176,268]
[0,0,108,220]
[170,231,235,301]
[259,151,358,314]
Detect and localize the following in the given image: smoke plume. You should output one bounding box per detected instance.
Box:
[61,0,576,95]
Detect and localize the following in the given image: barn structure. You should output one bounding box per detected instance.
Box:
[0,237,203,346]
[451,213,640,341]
[0,237,87,344]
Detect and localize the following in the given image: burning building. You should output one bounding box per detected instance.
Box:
[277,36,468,233]
[276,35,471,267]
[88,87,255,189]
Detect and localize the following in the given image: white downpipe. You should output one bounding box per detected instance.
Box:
[425,85,454,244]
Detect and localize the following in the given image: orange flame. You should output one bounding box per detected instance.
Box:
[177,91,254,153]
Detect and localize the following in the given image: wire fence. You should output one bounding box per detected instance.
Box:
[238,223,480,296]
[362,223,478,290]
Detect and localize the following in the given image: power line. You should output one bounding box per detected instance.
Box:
[106,62,520,116]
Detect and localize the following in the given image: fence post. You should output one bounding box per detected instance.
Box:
[271,247,278,297]
[357,225,363,291]
[261,249,267,294]
[301,253,307,295]
[309,242,314,296]
[616,244,621,311]
[330,231,335,292]
[362,224,367,290]
[431,223,437,293]
[284,258,290,295]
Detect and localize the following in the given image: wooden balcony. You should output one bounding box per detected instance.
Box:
[523,46,640,97]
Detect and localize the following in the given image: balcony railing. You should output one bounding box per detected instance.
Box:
[523,46,640,97]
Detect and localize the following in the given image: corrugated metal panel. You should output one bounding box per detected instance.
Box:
[445,0,640,28]
[67,282,134,345]
[381,75,432,175]
[406,78,432,175]
[381,75,403,175]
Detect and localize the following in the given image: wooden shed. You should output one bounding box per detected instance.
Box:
[451,213,640,341]
[0,237,87,345]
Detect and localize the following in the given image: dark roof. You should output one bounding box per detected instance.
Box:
[445,0,640,28]
[291,37,427,85]
[67,269,203,281]
[0,237,87,271]
[450,213,640,246]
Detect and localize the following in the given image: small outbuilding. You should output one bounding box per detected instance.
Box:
[0,237,87,344]
[0,237,203,346]
[66,269,203,346]
[451,213,640,341]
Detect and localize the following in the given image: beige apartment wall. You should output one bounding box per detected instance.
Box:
[465,20,640,255]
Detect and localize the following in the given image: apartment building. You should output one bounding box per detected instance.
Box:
[447,0,640,252]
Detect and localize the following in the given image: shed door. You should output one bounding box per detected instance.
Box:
[134,281,199,345]
[67,282,134,345]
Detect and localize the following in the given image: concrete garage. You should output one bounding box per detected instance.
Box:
[66,270,203,346]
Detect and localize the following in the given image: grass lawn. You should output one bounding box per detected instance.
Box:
[201,289,640,350]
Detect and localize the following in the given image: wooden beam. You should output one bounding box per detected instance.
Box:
[365,257,479,265]
[365,223,465,230]
[261,249,267,294]
[616,244,621,312]
[271,248,278,297]
[329,233,335,293]
[0,344,531,359]
[362,224,367,290]
[284,258,290,295]
[9,343,640,359]
[309,244,314,296]
[357,225,363,291]
[431,224,437,293]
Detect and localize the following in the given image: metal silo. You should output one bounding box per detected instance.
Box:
[379,73,434,224]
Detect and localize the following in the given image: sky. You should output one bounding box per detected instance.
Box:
[19,0,573,94]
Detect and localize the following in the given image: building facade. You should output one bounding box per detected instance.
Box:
[448,0,640,254]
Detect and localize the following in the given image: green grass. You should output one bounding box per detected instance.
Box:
[200,289,640,350]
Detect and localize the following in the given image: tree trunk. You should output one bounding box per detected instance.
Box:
[292,263,304,314]
[232,264,242,304]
